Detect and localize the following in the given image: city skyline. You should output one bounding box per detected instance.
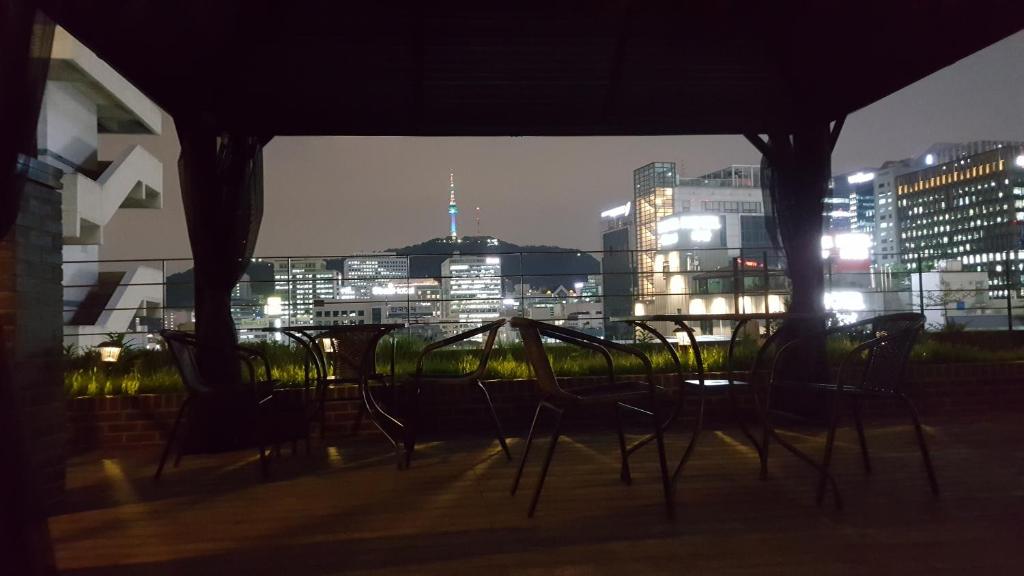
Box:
[96,30,1024,260]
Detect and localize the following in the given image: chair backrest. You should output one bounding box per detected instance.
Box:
[856,313,925,393]
[511,318,562,397]
[474,320,504,376]
[325,325,392,381]
[160,330,208,395]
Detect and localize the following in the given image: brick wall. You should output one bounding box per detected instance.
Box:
[1,171,65,510]
[66,362,1024,451]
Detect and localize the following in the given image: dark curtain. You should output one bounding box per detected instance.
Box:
[177,116,266,451]
[752,123,837,388]
[1,4,57,575]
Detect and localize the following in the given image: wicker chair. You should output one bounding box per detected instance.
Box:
[509,317,674,519]
[764,313,937,506]
[403,319,511,466]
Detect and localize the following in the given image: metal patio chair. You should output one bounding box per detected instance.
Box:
[621,318,795,486]
[316,324,398,437]
[509,317,674,519]
[155,330,306,480]
[403,319,511,466]
[763,313,937,506]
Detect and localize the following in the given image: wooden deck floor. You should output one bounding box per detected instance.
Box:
[51,415,1024,575]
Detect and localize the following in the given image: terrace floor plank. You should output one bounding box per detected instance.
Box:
[50,415,1024,575]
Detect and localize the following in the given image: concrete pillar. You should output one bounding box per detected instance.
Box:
[0,157,65,510]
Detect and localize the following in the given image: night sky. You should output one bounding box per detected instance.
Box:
[98,31,1024,261]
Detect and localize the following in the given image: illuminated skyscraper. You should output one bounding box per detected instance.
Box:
[448,171,459,240]
[633,162,676,302]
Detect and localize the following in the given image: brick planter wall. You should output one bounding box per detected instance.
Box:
[66,362,1024,451]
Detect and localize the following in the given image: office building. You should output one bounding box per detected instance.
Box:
[658,165,772,270]
[441,255,502,328]
[633,162,677,301]
[600,202,634,339]
[871,159,913,268]
[342,253,410,298]
[897,143,1024,297]
[832,169,877,237]
[641,166,776,337]
[271,258,342,323]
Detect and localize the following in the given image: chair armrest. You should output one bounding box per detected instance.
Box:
[536,322,655,386]
[537,328,616,385]
[236,346,274,395]
[414,319,506,377]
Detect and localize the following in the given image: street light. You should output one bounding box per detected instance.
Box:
[97,340,123,363]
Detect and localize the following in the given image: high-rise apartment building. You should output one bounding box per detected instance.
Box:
[441,255,502,327]
[271,258,341,323]
[897,143,1024,297]
[633,162,676,301]
[342,253,410,298]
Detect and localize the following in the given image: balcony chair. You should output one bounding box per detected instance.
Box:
[402,319,512,466]
[321,324,407,464]
[763,313,937,506]
[154,330,307,480]
[620,317,792,487]
[509,317,674,519]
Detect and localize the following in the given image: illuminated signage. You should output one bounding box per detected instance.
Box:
[600,202,632,219]
[821,233,871,261]
[657,214,721,246]
[846,172,875,184]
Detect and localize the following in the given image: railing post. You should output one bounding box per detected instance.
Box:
[287,256,293,326]
[519,251,526,317]
[161,258,167,331]
[732,256,740,313]
[1006,255,1014,331]
[763,250,769,314]
[917,256,925,315]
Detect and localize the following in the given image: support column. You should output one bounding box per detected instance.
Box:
[0,157,65,508]
[747,118,843,385]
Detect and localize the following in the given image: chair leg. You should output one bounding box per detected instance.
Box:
[528,405,564,518]
[757,385,773,481]
[350,400,366,436]
[319,385,327,440]
[851,396,872,474]
[727,382,762,457]
[477,381,511,460]
[614,404,631,486]
[672,386,705,483]
[154,398,189,481]
[652,404,675,520]
[900,394,940,496]
[511,401,546,496]
[404,384,421,467]
[816,406,842,507]
[172,413,191,469]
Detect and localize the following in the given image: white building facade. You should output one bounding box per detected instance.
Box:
[50,27,166,349]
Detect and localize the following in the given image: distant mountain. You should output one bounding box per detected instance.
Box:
[165,236,599,307]
[165,260,275,308]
